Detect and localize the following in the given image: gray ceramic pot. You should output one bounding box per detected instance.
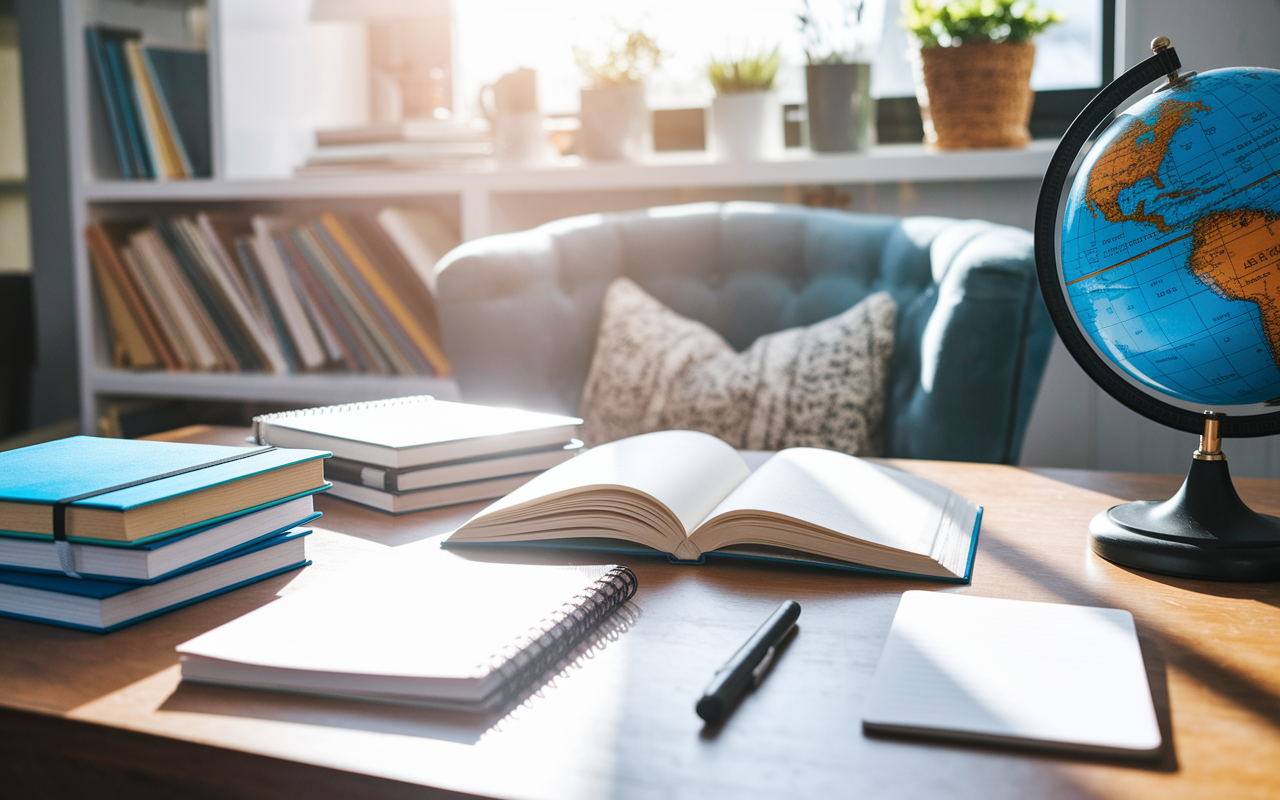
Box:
[804,63,875,152]
[579,82,651,161]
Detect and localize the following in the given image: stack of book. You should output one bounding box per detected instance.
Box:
[0,436,331,632]
[253,397,583,514]
[86,26,211,180]
[86,208,457,375]
[299,119,494,176]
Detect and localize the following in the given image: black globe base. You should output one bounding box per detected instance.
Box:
[1090,457,1280,581]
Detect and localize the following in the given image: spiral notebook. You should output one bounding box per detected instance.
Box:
[176,544,637,710]
[252,396,581,469]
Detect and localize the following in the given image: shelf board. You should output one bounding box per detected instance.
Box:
[81,141,1058,203]
[89,369,461,405]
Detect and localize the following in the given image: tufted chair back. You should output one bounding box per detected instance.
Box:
[433,202,1052,464]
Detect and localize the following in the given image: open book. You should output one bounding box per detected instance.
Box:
[446,431,981,582]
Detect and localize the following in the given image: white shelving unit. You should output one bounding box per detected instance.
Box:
[62,0,1055,434]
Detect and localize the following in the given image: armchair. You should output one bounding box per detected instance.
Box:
[432,202,1052,464]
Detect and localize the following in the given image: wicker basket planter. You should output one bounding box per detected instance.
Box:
[914,41,1035,149]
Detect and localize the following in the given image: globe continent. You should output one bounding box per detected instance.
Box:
[1061,67,1280,406]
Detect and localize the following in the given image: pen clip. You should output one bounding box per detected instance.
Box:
[750,645,777,688]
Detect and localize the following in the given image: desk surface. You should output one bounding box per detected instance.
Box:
[2,426,1278,799]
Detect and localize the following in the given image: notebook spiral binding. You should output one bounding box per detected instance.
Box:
[252,395,436,444]
[483,565,638,703]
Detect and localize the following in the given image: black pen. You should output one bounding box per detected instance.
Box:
[696,600,801,724]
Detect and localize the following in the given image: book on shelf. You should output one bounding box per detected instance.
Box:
[253,396,582,468]
[85,26,210,180]
[0,436,329,544]
[446,430,982,582]
[0,527,311,632]
[314,118,491,147]
[85,207,454,376]
[376,206,461,292]
[177,548,637,710]
[0,495,318,583]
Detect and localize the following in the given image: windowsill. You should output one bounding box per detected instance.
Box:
[82,140,1058,202]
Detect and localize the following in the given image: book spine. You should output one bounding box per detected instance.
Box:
[191,215,287,372]
[483,566,638,708]
[321,214,451,375]
[140,46,195,178]
[355,211,448,346]
[156,219,262,370]
[87,241,160,368]
[249,232,327,370]
[119,244,194,369]
[289,228,387,373]
[102,34,152,179]
[131,230,228,370]
[234,238,301,373]
[271,234,346,367]
[311,218,430,375]
[85,224,181,369]
[84,28,133,180]
[279,231,369,372]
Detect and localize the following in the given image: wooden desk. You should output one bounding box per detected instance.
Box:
[2,426,1278,799]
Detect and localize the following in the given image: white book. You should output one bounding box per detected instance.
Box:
[325,440,583,492]
[862,591,1162,757]
[327,472,543,514]
[0,495,316,582]
[254,396,581,469]
[448,430,980,580]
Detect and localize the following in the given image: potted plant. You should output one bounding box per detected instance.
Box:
[796,0,875,152]
[903,0,1063,149]
[574,25,664,161]
[706,46,784,161]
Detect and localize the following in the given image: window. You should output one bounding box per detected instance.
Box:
[454,0,1114,141]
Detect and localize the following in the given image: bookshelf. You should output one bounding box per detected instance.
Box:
[61,0,1055,434]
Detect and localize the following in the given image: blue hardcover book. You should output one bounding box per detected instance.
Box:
[444,431,982,583]
[84,27,133,179]
[0,528,312,632]
[99,29,154,179]
[0,436,329,544]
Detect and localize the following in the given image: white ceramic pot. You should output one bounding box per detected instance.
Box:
[580,82,652,161]
[708,91,783,162]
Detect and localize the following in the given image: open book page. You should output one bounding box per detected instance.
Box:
[453,431,751,552]
[690,448,956,561]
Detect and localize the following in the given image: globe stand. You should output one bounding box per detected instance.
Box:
[1090,414,1280,581]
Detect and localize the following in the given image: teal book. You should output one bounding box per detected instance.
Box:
[0,528,312,632]
[0,436,329,544]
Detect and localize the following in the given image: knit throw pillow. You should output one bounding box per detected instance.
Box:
[579,277,896,455]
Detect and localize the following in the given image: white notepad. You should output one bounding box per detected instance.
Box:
[862,591,1162,757]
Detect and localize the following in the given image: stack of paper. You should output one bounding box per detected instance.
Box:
[0,436,330,632]
[254,397,583,514]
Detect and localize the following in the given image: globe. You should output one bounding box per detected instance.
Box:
[1036,42,1280,581]
[1060,67,1280,408]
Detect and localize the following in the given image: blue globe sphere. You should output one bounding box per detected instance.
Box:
[1061,67,1280,406]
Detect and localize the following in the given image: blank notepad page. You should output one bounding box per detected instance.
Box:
[862,591,1162,757]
